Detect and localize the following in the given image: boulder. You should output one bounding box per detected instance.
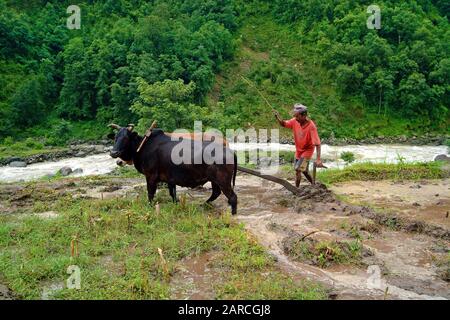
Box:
[72,168,84,175]
[6,157,22,163]
[434,154,450,163]
[9,161,27,167]
[94,145,105,153]
[58,166,72,176]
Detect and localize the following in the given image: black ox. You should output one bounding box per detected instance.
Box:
[108,124,238,215]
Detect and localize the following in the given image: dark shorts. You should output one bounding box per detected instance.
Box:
[294,157,311,172]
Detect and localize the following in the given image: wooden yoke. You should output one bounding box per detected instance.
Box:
[136,120,157,153]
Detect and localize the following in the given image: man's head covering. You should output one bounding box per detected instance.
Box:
[293,103,308,114]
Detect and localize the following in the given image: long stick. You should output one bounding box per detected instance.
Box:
[240,76,277,112]
[137,120,157,153]
[237,166,302,196]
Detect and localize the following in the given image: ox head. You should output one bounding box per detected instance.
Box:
[107,123,136,161]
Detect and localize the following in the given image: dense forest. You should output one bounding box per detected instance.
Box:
[0,0,448,147]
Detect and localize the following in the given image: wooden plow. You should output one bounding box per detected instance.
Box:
[236,165,328,200]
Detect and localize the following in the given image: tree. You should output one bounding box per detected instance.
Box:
[10,75,46,128]
[131,78,210,132]
[398,72,434,117]
[334,64,363,95]
[364,70,394,116]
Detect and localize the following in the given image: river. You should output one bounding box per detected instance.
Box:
[0,144,447,183]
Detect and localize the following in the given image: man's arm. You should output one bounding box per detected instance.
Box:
[273,111,285,127]
[315,144,323,166]
[311,125,323,166]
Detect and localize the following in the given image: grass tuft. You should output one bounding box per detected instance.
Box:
[317,162,447,185]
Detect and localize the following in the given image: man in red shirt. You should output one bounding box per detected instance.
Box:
[274,104,323,187]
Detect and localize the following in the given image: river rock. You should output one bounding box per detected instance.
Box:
[72,168,83,175]
[75,151,87,157]
[434,154,450,163]
[6,157,22,163]
[58,166,72,176]
[94,145,105,153]
[9,161,27,167]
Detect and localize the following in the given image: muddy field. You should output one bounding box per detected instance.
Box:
[229,175,449,300]
[0,173,449,300]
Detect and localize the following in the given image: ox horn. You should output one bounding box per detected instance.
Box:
[108,123,121,130]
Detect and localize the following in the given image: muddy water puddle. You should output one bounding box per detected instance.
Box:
[170,252,220,300]
[330,179,450,229]
[182,174,449,300]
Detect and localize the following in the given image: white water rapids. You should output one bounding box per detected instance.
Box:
[0,144,448,183]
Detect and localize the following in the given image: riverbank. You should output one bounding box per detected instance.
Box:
[277,132,450,146]
[0,141,112,167]
[1,133,449,168]
[1,142,448,183]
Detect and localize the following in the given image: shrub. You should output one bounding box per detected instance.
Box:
[24,138,43,149]
[340,151,355,163]
[46,120,73,145]
[2,137,14,146]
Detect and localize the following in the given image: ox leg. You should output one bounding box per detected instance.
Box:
[221,185,238,215]
[146,176,158,203]
[206,182,221,203]
[168,183,178,203]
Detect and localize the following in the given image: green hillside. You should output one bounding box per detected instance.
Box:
[0,0,449,150]
[205,15,431,140]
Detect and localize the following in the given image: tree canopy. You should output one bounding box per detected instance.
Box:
[0,0,448,143]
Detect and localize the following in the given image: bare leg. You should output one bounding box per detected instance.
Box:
[303,171,314,185]
[295,170,302,188]
[295,158,303,188]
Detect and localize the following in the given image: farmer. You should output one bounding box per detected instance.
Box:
[274,104,323,187]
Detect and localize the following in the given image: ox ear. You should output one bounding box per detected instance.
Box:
[107,133,115,140]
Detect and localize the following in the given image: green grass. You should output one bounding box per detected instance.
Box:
[0,119,108,160]
[284,237,365,269]
[317,162,448,185]
[340,151,355,164]
[107,165,142,178]
[0,137,68,160]
[0,186,326,300]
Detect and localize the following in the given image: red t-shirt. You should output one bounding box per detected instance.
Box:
[283,118,321,159]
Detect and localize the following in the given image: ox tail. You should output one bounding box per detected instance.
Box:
[233,151,237,190]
